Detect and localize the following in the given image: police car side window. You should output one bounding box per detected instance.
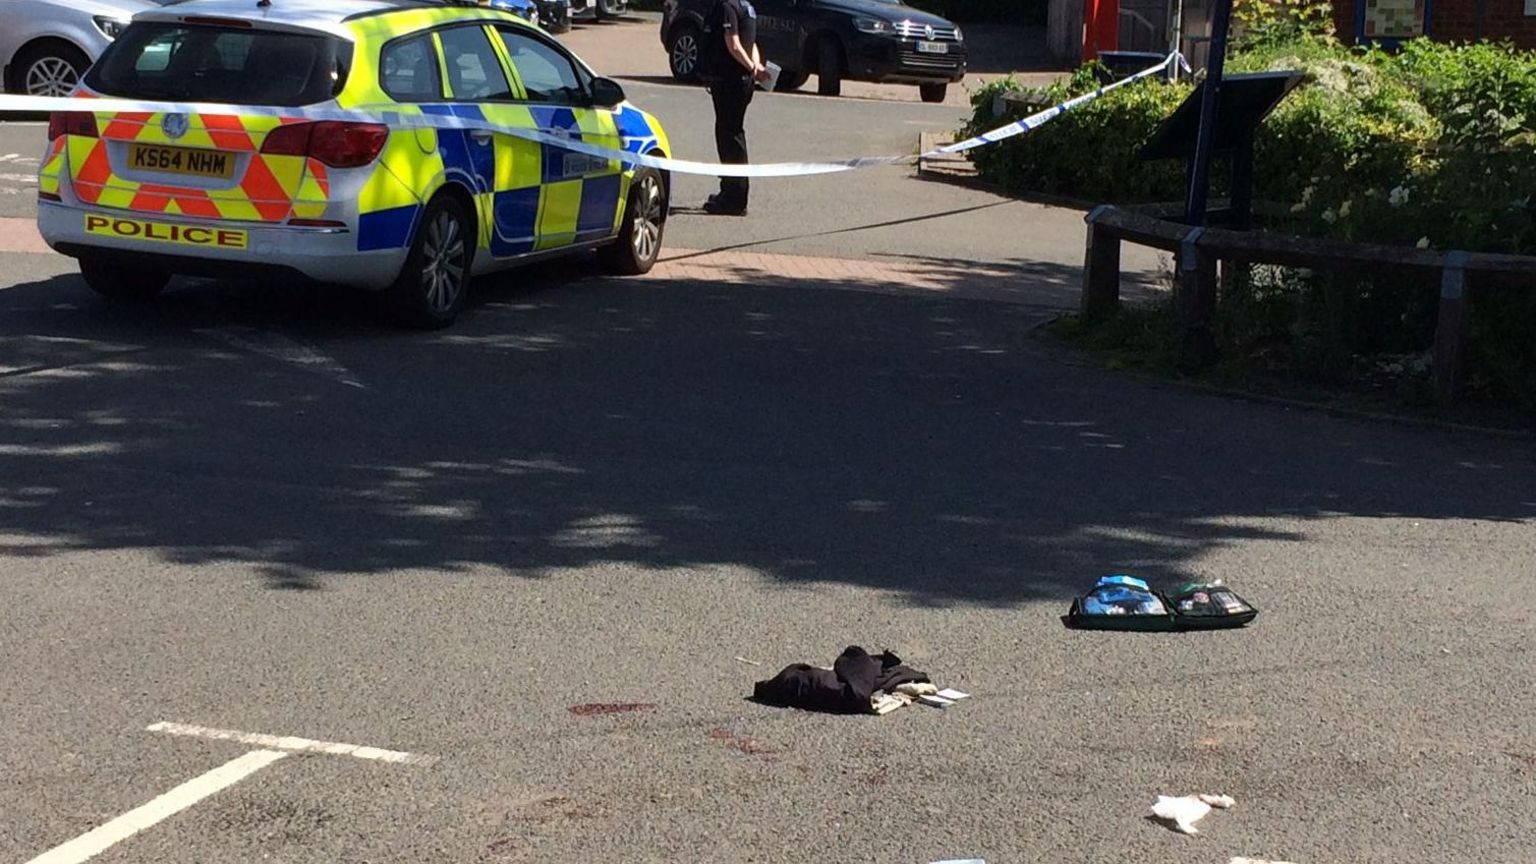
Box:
[381,34,442,102]
[495,28,585,105]
[437,25,514,102]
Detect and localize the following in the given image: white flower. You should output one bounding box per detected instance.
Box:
[1301,186,1316,204]
[1322,209,1338,224]
[1290,202,1307,213]
[1389,186,1410,207]
[1416,236,1430,249]
[1339,199,1353,218]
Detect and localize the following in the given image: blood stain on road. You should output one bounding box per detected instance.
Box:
[708,727,776,759]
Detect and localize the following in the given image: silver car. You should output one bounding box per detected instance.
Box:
[1,0,169,97]
[569,0,627,22]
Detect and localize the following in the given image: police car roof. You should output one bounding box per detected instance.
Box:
[144,0,505,33]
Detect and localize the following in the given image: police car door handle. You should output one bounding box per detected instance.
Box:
[470,129,493,143]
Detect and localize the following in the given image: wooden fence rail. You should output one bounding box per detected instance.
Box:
[1080,205,1536,406]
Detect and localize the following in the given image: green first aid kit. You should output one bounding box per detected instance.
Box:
[1064,575,1258,632]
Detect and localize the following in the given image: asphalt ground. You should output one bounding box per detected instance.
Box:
[2,20,1535,864]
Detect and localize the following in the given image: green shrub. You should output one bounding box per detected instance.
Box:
[964,67,1190,203]
[1231,0,1337,50]
[965,37,1536,414]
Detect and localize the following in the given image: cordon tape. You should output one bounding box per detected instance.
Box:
[0,53,1185,180]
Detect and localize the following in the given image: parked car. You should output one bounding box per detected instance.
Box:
[534,0,573,33]
[570,0,628,23]
[660,0,965,102]
[1,0,169,97]
[483,0,570,33]
[38,0,674,328]
[481,0,540,27]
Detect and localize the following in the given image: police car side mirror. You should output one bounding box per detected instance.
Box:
[590,77,626,109]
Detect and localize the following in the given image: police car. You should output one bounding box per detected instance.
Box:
[37,0,673,327]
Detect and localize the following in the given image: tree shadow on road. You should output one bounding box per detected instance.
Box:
[0,264,1531,601]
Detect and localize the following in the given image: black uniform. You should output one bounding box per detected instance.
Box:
[701,0,758,212]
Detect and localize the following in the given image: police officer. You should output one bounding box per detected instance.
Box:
[700,0,769,215]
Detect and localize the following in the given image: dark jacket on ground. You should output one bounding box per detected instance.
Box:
[752,646,929,714]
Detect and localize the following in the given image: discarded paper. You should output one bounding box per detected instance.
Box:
[1146,792,1234,835]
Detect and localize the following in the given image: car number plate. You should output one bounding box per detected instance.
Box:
[128,142,236,180]
[916,40,949,54]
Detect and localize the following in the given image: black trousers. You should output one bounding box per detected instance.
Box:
[709,74,754,207]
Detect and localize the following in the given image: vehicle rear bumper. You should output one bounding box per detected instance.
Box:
[38,202,406,289]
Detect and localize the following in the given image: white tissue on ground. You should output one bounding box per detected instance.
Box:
[1146,793,1235,834]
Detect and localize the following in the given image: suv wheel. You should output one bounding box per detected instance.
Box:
[668,24,701,82]
[919,83,947,103]
[600,168,667,275]
[17,42,90,97]
[79,257,170,302]
[389,195,473,329]
[816,36,843,97]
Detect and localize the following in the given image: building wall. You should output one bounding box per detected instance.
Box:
[1334,0,1536,48]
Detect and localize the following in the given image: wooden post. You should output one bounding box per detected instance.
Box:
[1047,0,1086,68]
[1176,227,1218,364]
[1082,206,1122,323]
[1433,251,1471,408]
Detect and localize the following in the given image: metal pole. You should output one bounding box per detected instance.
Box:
[1183,0,1232,226]
[1169,0,1185,80]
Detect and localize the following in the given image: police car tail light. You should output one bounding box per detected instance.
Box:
[47,112,98,142]
[261,121,389,169]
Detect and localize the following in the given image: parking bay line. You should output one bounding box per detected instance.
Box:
[24,749,290,864]
[24,723,436,864]
[147,720,438,765]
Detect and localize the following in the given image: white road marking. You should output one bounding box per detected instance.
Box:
[0,153,38,164]
[147,721,438,765]
[193,327,366,389]
[0,171,37,183]
[23,749,289,864]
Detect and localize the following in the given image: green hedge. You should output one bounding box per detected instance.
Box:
[963,38,1536,413]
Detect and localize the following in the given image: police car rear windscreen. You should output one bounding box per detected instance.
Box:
[84,22,350,107]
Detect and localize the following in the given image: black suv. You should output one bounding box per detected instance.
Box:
[660,0,965,102]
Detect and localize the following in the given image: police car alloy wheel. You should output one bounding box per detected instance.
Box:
[19,44,89,97]
[602,168,666,275]
[628,171,665,264]
[391,197,474,329]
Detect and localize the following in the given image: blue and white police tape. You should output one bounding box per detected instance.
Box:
[0,52,1184,179]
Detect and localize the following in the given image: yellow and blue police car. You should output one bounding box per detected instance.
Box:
[37,0,672,327]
